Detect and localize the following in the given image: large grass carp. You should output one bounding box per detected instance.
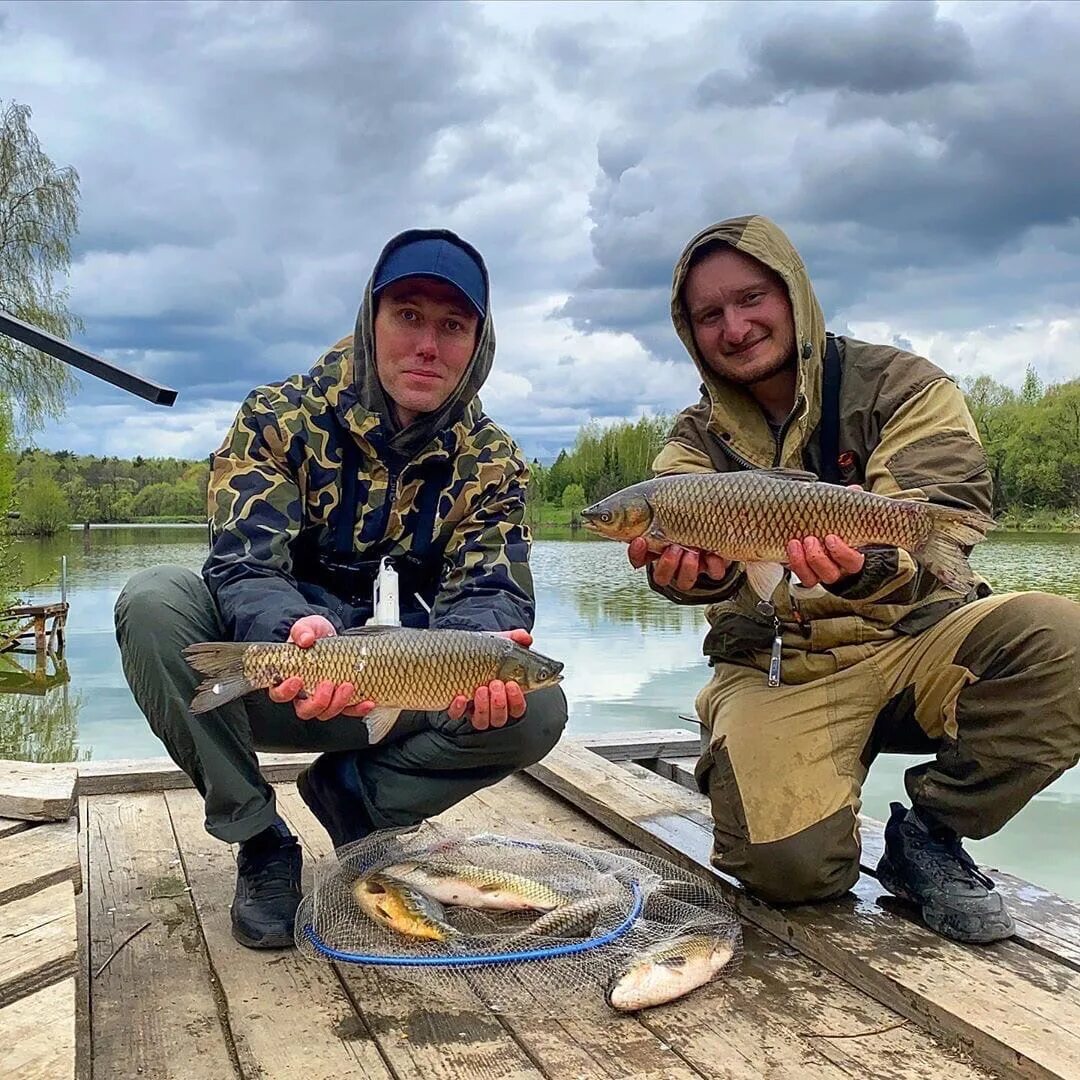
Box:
[379,861,570,912]
[352,874,458,942]
[605,932,736,1011]
[183,625,563,744]
[581,469,995,599]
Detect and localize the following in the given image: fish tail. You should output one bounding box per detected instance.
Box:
[915,504,996,593]
[183,642,256,713]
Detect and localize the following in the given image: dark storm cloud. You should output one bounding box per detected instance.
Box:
[752,0,974,95]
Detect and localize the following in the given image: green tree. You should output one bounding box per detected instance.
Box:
[561,482,586,520]
[15,461,70,535]
[0,100,81,432]
[1020,364,1044,407]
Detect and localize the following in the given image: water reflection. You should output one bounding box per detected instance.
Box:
[0,663,85,763]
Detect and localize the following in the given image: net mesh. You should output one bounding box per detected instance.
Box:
[296,821,741,1016]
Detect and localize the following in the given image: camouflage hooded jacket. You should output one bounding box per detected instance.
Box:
[203,229,534,643]
[653,215,993,674]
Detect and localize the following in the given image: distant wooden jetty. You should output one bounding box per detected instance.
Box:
[0,601,68,659]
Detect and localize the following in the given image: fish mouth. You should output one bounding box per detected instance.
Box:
[578,506,606,531]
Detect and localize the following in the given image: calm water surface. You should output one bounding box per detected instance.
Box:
[7,526,1080,899]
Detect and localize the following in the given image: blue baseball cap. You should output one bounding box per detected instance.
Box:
[372,237,486,317]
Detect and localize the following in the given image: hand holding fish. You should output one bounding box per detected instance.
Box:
[447,628,532,730]
[627,538,730,592]
[786,486,866,588]
[268,615,376,721]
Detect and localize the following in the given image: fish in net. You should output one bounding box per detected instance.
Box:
[295,821,741,1016]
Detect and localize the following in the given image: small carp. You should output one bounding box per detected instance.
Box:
[183,625,563,745]
[381,861,569,912]
[605,933,736,1011]
[507,894,619,942]
[580,469,995,599]
[352,874,457,942]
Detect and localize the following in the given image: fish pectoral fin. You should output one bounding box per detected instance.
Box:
[364,707,402,745]
[342,625,404,637]
[658,955,689,970]
[744,561,785,601]
[757,468,818,483]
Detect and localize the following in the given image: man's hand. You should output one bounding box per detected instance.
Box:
[448,628,532,731]
[628,537,729,592]
[269,615,376,721]
[786,536,865,587]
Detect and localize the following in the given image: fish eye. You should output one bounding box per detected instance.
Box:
[600,511,613,523]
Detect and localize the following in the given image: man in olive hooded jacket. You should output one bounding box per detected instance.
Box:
[631,214,1080,944]
[115,230,568,948]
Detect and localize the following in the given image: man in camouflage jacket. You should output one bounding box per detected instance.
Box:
[115,230,567,948]
[631,214,1080,943]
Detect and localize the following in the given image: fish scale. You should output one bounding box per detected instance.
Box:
[580,468,995,595]
[239,630,510,709]
[647,472,929,562]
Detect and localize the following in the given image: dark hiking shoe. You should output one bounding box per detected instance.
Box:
[296,752,371,851]
[231,818,302,949]
[876,802,1015,944]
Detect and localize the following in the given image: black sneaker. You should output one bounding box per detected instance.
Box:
[296,752,371,851]
[231,819,302,949]
[876,802,1015,944]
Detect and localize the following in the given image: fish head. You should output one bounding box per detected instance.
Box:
[497,645,564,692]
[580,487,653,541]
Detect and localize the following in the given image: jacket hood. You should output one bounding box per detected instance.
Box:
[670,215,827,469]
[310,228,496,459]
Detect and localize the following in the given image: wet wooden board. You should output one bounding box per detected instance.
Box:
[528,742,1080,1080]
[276,786,552,1080]
[163,787,394,1080]
[468,777,993,1080]
[0,818,80,905]
[0,816,30,839]
[655,754,1080,970]
[0,880,77,1009]
[75,730,701,797]
[86,793,237,1080]
[0,977,75,1080]
[0,759,77,822]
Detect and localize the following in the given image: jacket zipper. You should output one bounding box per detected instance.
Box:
[771,393,805,467]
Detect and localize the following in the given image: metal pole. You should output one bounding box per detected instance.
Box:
[61,554,67,604]
[0,311,178,406]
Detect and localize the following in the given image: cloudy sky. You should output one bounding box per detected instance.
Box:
[1,0,1078,462]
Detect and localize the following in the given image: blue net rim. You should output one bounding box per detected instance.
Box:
[302,880,645,967]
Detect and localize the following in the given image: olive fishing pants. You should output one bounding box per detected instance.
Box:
[114,565,567,844]
[693,591,1080,904]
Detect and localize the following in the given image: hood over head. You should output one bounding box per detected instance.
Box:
[670,215,827,469]
[328,228,496,459]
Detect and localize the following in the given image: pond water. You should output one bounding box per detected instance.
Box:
[6,525,1080,898]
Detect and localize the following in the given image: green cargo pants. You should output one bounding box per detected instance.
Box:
[114,565,568,844]
[694,591,1080,904]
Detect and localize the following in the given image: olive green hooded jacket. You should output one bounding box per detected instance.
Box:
[653,215,992,676]
[203,229,533,643]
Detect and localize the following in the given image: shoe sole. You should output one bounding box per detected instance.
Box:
[877,856,1015,945]
[230,920,296,950]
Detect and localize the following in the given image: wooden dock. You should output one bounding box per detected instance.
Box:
[0,602,68,658]
[2,729,1078,1080]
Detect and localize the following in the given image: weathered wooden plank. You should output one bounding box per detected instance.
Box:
[276,785,548,1080]
[528,744,1080,1080]
[0,816,30,839]
[578,728,700,762]
[0,881,77,1009]
[87,793,237,1080]
[75,798,90,1080]
[78,753,320,796]
[0,977,75,1080]
[0,818,80,905]
[0,760,77,822]
[470,776,993,1080]
[163,787,394,1080]
[75,729,702,796]
[653,753,1080,970]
